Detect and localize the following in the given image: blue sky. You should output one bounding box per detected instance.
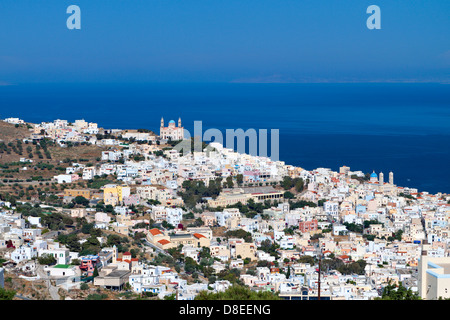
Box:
[0,0,449,83]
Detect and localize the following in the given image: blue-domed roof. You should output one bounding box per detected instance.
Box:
[169,120,175,124]
[370,172,378,178]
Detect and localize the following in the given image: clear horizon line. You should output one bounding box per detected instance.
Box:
[1,79,450,86]
[229,78,450,84]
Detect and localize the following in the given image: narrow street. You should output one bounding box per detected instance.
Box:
[142,239,172,257]
[36,264,60,300]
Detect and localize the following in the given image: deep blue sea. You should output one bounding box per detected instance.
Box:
[0,82,449,194]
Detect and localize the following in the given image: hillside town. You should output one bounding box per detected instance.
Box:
[1,116,450,300]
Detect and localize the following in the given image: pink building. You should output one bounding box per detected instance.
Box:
[123,194,140,206]
[79,255,100,276]
[299,219,318,233]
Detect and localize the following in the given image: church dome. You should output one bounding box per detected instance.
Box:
[370,172,378,178]
[169,120,175,124]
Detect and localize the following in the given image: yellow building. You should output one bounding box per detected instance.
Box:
[210,244,230,260]
[102,185,130,206]
[116,215,133,228]
[64,189,92,199]
[201,213,217,227]
[229,239,257,261]
[112,224,129,236]
[208,191,250,208]
[208,186,283,208]
[147,228,168,243]
[168,232,210,248]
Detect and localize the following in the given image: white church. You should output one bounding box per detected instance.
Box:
[160,117,184,141]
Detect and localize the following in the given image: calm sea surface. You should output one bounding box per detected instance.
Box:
[0,82,449,194]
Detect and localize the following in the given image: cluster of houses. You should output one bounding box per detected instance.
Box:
[2,117,450,300]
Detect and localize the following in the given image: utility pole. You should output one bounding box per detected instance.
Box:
[316,244,323,301]
[318,253,321,300]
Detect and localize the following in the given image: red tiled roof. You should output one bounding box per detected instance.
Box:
[149,228,163,236]
[158,239,170,245]
[193,233,206,239]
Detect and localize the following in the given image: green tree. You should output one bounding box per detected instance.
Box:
[343,222,363,233]
[376,281,420,300]
[394,230,403,241]
[184,257,199,274]
[164,293,176,300]
[0,287,16,300]
[288,200,317,210]
[225,229,253,243]
[73,195,90,207]
[297,255,315,265]
[216,268,242,284]
[178,179,222,208]
[38,253,56,265]
[286,265,291,279]
[183,212,195,220]
[259,239,280,259]
[236,174,244,186]
[57,233,81,252]
[257,260,272,268]
[195,285,281,300]
[201,245,212,257]
[283,191,295,199]
[81,222,96,235]
[106,234,123,248]
[162,220,175,229]
[281,176,294,190]
[294,178,304,192]
[225,176,234,188]
[82,235,101,252]
[86,293,108,300]
[93,266,99,278]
